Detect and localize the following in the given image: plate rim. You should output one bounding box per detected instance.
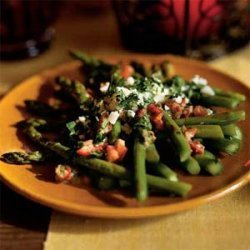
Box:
[1,166,250,218]
[0,55,250,219]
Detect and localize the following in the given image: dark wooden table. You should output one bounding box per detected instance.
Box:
[0,182,51,250]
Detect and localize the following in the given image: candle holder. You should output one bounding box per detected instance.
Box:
[113,0,250,60]
[0,0,59,60]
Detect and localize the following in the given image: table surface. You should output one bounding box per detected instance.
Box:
[0,7,249,250]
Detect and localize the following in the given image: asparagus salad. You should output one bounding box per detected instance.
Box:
[1,51,246,201]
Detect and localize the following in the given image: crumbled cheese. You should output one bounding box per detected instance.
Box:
[181,85,189,91]
[143,92,152,99]
[78,116,86,123]
[154,94,165,103]
[201,85,215,96]
[174,96,183,104]
[117,139,126,146]
[131,104,138,111]
[164,104,170,111]
[138,93,145,105]
[108,111,120,124]
[207,109,214,115]
[123,88,132,97]
[84,139,93,146]
[117,86,131,97]
[127,110,136,118]
[191,75,207,85]
[130,88,138,95]
[163,88,170,96]
[100,82,110,92]
[152,83,162,95]
[118,108,124,114]
[184,97,190,104]
[125,76,135,86]
[152,75,162,83]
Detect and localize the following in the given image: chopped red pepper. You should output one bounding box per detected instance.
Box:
[120,64,134,79]
[55,165,73,183]
[114,139,128,160]
[77,140,106,157]
[147,103,164,130]
[137,108,146,118]
[193,105,208,117]
[147,103,162,115]
[106,145,120,162]
[243,159,250,167]
[190,140,205,155]
[106,139,128,162]
[183,127,197,141]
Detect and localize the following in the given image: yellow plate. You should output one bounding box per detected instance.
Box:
[0,55,249,218]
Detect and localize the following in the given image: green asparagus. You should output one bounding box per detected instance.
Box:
[192,95,240,109]
[194,151,223,176]
[176,111,245,126]
[163,112,191,162]
[56,76,89,104]
[1,151,47,164]
[180,156,201,175]
[213,88,246,102]
[188,125,224,139]
[147,162,178,182]
[203,138,241,155]
[133,138,148,201]
[221,124,242,140]
[146,143,160,165]
[109,121,121,144]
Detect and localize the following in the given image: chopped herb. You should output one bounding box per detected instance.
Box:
[66,121,77,136]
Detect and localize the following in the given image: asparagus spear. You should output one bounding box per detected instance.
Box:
[163,112,191,162]
[1,151,47,164]
[176,111,245,126]
[18,118,65,132]
[159,60,175,78]
[188,125,224,139]
[24,100,60,117]
[109,120,121,144]
[22,124,71,159]
[56,76,89,104]
[203,138,241,155]
[70,50,116,84]
[96,176,117,190]
[221,124,242,140]
[74,157,191,196]
[133,138,148,201]
[194,151,223,176]
[130,61,150,77]
[192,95,240,109]
[213,88,246,102]
[147,162,178,182]
[74,157,131,179]
[146,143,160,165]
[69,50,100,66]
[180,156,201,175]
[146,175,192,197]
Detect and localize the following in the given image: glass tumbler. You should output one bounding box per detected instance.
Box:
[113,0,250,60]
[0,0,58,60]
